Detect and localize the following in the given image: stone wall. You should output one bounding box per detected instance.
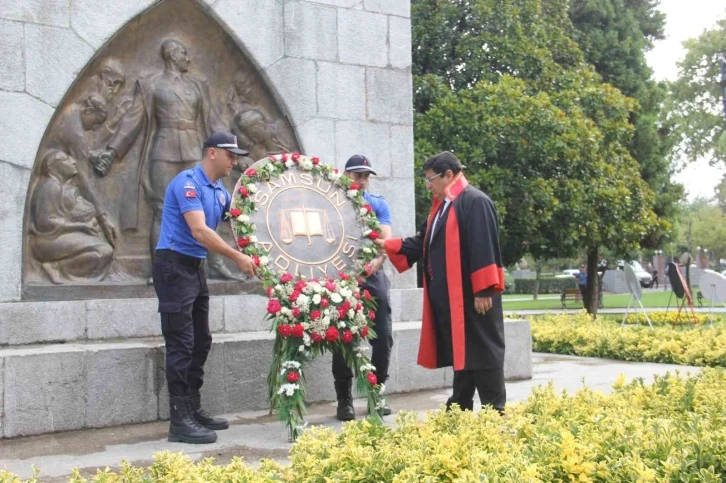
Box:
[0,0,416,302]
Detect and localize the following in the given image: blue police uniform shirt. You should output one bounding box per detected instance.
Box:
[363,191,391,226]
[156,165,231,258]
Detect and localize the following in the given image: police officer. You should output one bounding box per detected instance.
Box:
[153,131,257,444]
[332,155,394,420]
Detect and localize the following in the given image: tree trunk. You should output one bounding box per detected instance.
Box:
[586,248,599,316]
[533,262,542,300]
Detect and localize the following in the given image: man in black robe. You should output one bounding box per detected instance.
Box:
[377,152,506,412]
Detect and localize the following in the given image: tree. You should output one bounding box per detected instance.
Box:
[676,198,726,267]
[568,0,683,250]
[665,16,726,166]
[412,0,660,314]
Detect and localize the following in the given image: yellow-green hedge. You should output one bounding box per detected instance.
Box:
[532,312,726,367]
[3,370,726,482]
[622,311,711,326]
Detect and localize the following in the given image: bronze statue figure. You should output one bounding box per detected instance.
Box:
[29,150,117,284]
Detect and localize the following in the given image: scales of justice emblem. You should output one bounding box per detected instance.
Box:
[245,169,364,279]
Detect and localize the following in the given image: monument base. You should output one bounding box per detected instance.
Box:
[0,319,532,439]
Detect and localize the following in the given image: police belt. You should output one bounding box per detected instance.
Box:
[155,249,205,269]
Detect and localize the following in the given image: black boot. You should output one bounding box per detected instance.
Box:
[334,380,355,421]
[168,396,218,444]
[190,391,229,430]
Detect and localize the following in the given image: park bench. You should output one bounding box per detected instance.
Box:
[560,288,582,309]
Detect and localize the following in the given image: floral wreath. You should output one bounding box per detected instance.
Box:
[229,152,385,441]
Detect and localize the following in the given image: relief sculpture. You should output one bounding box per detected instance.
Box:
[23,0,300,299]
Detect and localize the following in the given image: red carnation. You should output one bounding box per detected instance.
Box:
[286,371,300,383]
[310,310,321,321]
[281,153,288,162]
[340,301,351,312]
[356,303,362,312]
[356,276,364,285]
[364,263,372,275]
[266,286,274,297]
[368,230,380,241]
[364,289,372,301]
[280,273,293,284]
[339,272,351,281]
[291,324,304,338]
[311,332,323,343]
[238,186,249,198]
[324,282,336,292]
[361,326,370,338]
[369,310,376,321]
[230,208,241,217]
[325,327,339,342]
[277,324,291,337]
[252,254,260,266]
[320,298,330,308]
[354,291,361,300]
[289,290,301,302]
[237,237,251,248]
[267,299,282,314]
[295,280,307,291]
[367,373,378,386]
[292,307,301,318]
[337,307,348,320]
[350,183,360,190]
[342,330,353,343]
[333,168,339,174]
[363,204,373,213]
[312,157,320,165]
[244,168,257,177]
[291,152,301,162]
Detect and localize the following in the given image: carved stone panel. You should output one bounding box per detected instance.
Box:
[22,0,299,300]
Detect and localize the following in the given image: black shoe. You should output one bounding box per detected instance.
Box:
[380,403,392,416]
[168,396,218,444]
[190,392,229,430]
[334,380,356,421]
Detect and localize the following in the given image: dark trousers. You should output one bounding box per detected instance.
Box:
[446,368,506,412]
[579,285,588,308]
[332,271,393,385]
[152,250,212,398]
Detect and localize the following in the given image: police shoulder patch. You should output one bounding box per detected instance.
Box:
[185,190,197,198]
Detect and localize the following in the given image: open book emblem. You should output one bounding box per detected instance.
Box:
[279,207,336,246]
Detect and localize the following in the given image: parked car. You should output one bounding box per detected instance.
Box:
[617,260,653,287]
[555,269,580,279]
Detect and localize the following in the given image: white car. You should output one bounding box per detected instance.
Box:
[555,269,580,279]
[618,260,653,287]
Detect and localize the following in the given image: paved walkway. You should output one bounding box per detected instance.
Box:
[0,354,700,481]
[505,307,726,316]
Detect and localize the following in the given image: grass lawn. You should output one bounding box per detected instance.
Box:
[503,290,689,311]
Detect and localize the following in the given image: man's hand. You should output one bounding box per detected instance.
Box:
[235,252,257,278]
[474,296,492,315]
[97,214,117,247]
[93,150,116,176]
[365,256,385,276]
[373,238,385,248]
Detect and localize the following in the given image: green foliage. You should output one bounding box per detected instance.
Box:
[531,312,726,366]
[412,0,660,268]
[6,370,726,482]
[513,277,576,294]
[676,198,726,264]
[665,16,726,165]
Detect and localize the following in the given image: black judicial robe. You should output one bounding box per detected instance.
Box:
[384,174,505,371]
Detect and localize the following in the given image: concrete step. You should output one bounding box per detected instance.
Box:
[0,320,532,439]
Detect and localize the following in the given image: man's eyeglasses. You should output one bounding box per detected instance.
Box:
[424,173,442,184]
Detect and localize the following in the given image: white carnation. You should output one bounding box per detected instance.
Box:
[338,321,346,328]
[347,189,358,198]
[285,159,295,168]
[312,283,323,293]
[347,309,355,319]
[312,294,322,305]
[363,229,372,237]
[350,326,359,334]
[260,256,270,266]
[237,214,250,223]
[363,247,372,254]
[330,293,343,304]
[247,184,257,194]
[300,158,313,171]
[340,288,353,298]
[250,235,258,243]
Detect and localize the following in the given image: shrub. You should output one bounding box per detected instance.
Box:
[5,370,726,482]
[531,312,726,367]
[513,277,576,294]
[623,311,711,327]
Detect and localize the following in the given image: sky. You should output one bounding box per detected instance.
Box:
[645,0,726,201]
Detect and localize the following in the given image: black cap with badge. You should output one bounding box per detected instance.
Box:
[344,154,377,175]
[203,130,249,156]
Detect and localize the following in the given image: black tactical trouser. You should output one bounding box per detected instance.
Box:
[152,249,212,397]
[332,270,393,385]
